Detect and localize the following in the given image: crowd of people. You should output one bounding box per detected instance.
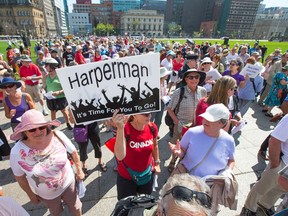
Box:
[0,35,288,215]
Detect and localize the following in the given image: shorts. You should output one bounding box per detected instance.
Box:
[46,97,68,111]
[39,180,82,216]
[25,84,43,102]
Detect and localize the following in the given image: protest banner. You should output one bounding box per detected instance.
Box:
[240,64,265,78]
[56,53,160,124]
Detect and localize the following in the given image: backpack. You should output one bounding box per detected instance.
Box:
[111,194,157,216]
[164,86,185,127]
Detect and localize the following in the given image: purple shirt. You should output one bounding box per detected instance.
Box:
[222,70,245,86]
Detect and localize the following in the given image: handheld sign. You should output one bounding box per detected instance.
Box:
[57,53,160,124]
[240,64,265,78]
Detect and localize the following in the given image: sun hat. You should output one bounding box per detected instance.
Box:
[45,58,59,68]
[76,45,82,51]
[282,63,288,71]
[222,49,229,57]
[186,53,199,60]
[182,68,206,85]
[0,77,21,89]
[201,57,212,65]
[160,67,172,78]
[0,65,8,76]
[167,50,175,57]
[10,109,61,141]
[14,49,20,54]
[20,55,32,62]
[199,103,230,122]
[186,38,194,45]
[66,46,72,50]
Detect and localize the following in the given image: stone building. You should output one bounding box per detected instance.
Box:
[0,0,46,37]
[121,9,164,37]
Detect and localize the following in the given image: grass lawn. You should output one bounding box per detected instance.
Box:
[0,38,287,63]
[162,39,288,57]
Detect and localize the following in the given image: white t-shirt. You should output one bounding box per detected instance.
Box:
[10,131,76,200]
[180,126,235,178]
[0,197,29,216]
[226,53,238,63]
[272,114,288,165]
[161,58,173,71]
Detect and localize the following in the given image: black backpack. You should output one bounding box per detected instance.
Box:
[111,194,157,216]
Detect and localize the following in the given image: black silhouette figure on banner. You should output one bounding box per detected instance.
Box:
[69,77,160,123]
[118,77,141,102]
[101,85,125,109]
[97,98,106,109]
[142,90,152,98]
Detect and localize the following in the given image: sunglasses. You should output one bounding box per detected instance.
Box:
[163,186,212,209]
[141,113,151,117]
[230,86,238,91]
[2,84,15,89]
[230,63,236,66]
[203,62,211,65]
[186,75,200,80]
[27,126,47,133]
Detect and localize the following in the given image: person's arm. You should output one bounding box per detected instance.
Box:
[25,94,35,109]
[278,176,288,191]
[269,136,282,169]
[14,175,40,203]
[239,75,249,88]
[70,150,85,181]
[227,159,235,170]
[112,110,127,161]
[2,99,13,119]
[152,138,161,174]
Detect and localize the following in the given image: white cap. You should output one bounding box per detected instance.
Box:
[199,103,230,122]
[76,45,82,51]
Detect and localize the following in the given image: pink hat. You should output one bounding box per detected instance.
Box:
[10,109,61,141]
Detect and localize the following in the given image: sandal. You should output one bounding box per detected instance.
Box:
[98,163,107,172]
[265,113,273,117]
[168,157,178,173]
[82,168,89,178]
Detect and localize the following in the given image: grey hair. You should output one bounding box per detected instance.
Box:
[219,118,228,126]
[158,174,211,215]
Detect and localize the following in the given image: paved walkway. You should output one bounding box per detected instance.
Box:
[0,100,278,215]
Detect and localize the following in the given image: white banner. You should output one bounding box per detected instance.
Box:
[240,64,265,78]
[56,53,160,124]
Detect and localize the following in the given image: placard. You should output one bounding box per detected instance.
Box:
[57,53,160,124]
[240,64,265,78]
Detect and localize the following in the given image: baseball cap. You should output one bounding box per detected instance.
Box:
[199,104,230,122]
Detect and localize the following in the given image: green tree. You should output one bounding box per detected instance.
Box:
[132,20,139,31]
[95,23,106,36]
[168,23,182,36]
[106,23,114,36]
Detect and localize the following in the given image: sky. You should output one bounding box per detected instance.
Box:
[262,0,288,8]
[67,0,287,12]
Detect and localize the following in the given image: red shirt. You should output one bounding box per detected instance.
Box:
[75,51,86,64]
[173,58,184,71]
[117,122,158,180]
[195,97,209,126]
[94,55,102,62]
[6,50,15,65]
[19,63,42,86]
[195,98,232,126]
